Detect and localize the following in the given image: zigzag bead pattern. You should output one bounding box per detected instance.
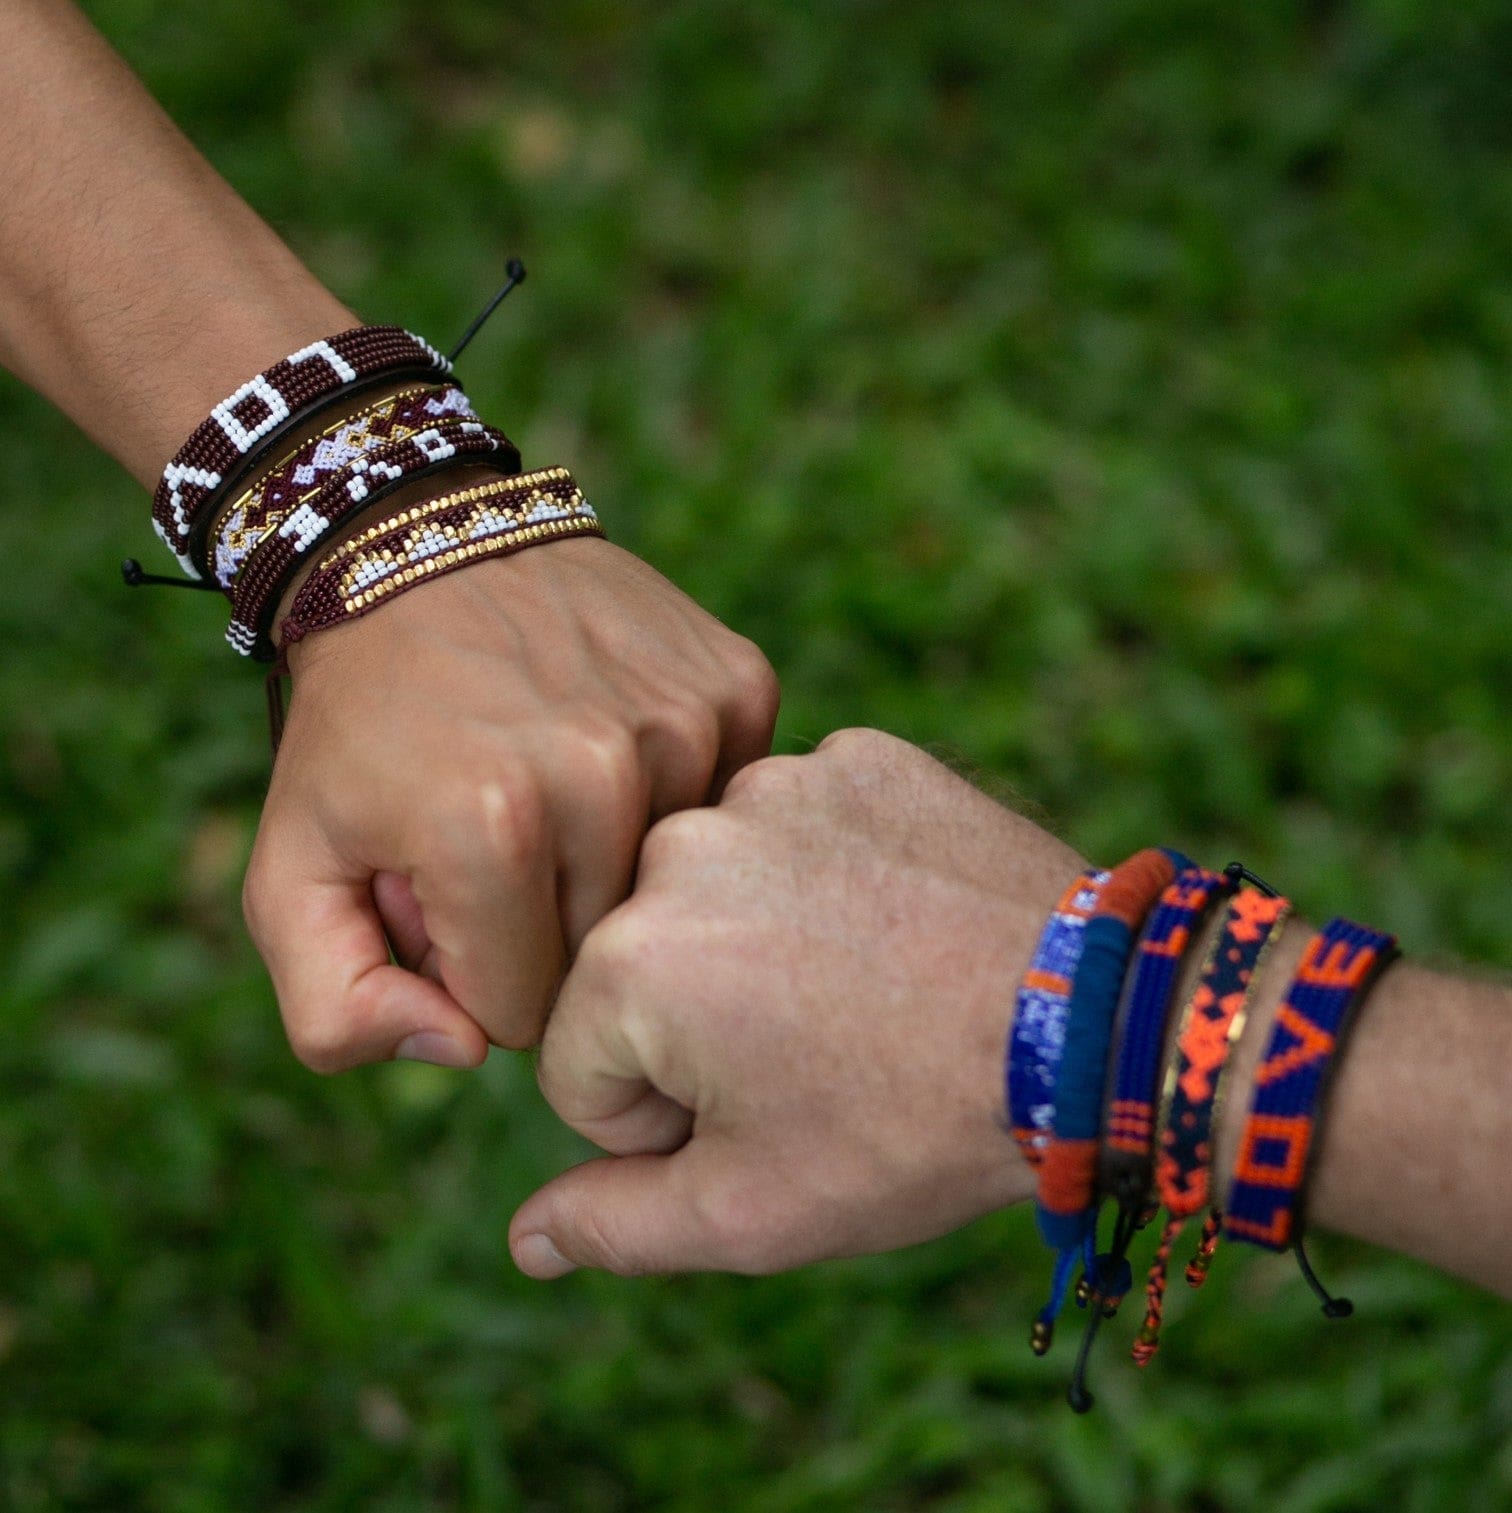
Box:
[226,417,517,660]
[278,468,602,648]
[151,325,451,576]
[1224,917,1397,1251]
[1008,868,1111,1169]
[209,385,482,589]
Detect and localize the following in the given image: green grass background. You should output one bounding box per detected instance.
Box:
[1,0,1509,1506]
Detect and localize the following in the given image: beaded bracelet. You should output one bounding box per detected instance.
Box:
[279,467,601,644]
[152,325,452,574]
[1100,866,1233,1214]
[1054,861,1225,1405]
[226,417,516,660]
[1225,918,1398,1257]
[1007,869,1111,1169]
[1031,847,1188,1356]
[207,383,483,589]
[264,469,602,752]
[1129,889,1290,1366]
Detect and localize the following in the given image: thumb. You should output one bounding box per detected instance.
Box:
[510,1143,771,1279]
[244,818,490,1073]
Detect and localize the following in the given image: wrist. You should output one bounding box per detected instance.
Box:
[975,852,1097,1217]
[277,475,611,678]
[268,451,506,675]
[144,283,359,482]
[14,234,353,489]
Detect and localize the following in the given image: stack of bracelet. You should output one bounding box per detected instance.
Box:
[1007,848,1398,1412]
[140,321,605,746]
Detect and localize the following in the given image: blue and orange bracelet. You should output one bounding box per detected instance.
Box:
[1006,853,1399,1411]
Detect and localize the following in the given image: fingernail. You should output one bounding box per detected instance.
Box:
[395,1031,474,1069]
[514,1233,577,1280]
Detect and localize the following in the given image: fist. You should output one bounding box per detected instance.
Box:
[241,537,780,1073]
[511,728,1086,1279]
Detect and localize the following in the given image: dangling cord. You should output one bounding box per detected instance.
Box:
[1073,1228,1100,1307]
[1074,1226,1127,1314]
[265,651,289,757]
[448,257,527,364]
[1185,1210,1222,1287]
[1295,1235,1354,1319]
[121,559,220,591]
[1031,1245,1080,1356]
[1131,1216,1183,1366]
[1066,1203,1138,1413]
[264,619,307,757]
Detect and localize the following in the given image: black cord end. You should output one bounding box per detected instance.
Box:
[1225,860,1280,897]
[1295,1235,1354,1320]
[448,256,531,363]
[1066,1383,1094,1414]
[121,558,145,586]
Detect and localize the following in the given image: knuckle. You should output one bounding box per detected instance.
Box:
[637,807,724,874]
[815,726,894,762]
[729,637,781,727]
[285,1011,355,1076]
[567,719,641,804]
[719,753,798,804]
[436,762,547,873]
[575,903,659,984]
[657,698,722,772]
[694,1182,783,1274]
[240,855,275,945]
[574,1200,651,1278]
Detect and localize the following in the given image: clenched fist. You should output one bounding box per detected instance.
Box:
[510,728,1084,1279]
[241,535,780,1072]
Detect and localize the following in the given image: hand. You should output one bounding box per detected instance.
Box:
[241,535,780,1072]
[509,728,1086,1279]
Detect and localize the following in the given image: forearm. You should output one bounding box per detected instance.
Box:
[1209,932,1512,1295]
[0,0,351,486]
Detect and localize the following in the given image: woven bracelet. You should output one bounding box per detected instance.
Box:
[1129,889,1290,1366]
[152,325,452,573]
[1007,868,1111,1170]
[1100,865,1233,1215]
[207,383,481,589]
[1030,846,1188,1357]
[227,417,516,660]
[1225,917,1398,1255]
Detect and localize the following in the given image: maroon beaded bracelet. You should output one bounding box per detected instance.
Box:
[207,383,480,589]
[152,325,452,574]
[279,466,601,647]
[264,468,602,749]
[226,416,518,660]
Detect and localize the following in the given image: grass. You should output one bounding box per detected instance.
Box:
[1,0,1509,1506]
